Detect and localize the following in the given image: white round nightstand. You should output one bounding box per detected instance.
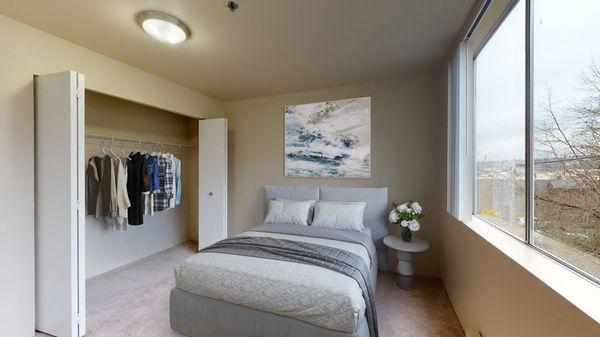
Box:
[383,235,430,290]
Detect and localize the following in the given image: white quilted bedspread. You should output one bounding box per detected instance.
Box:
[174,231,370,333]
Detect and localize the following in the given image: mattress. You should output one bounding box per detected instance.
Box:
[174,226,376,333]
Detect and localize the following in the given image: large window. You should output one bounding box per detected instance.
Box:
[475,0,526,240]
[473,0,600,283]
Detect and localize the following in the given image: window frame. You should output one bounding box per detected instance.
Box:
[469,0,600,285]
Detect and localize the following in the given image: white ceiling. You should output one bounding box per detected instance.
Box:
[0,0,476,101]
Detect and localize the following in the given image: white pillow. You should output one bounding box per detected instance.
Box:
[277,198,317,224]
[311,201,367,232]
[264,199,313,226]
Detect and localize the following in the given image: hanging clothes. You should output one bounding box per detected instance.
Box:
[86,155,117,218]
[153,154,173,212]
[144,192,154,217]
[145,153,160,193]
[172,155,182,206]
[143,153,159,216]
[114,157,131,229]
[86,156,100,216]
[104,156,118,218]
[86,141,185,229]
[168,153,177,209]
[127,152,147,225]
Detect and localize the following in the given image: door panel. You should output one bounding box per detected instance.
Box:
[198,118,228,249]
[199,185,225,247]
[35,71,85,337]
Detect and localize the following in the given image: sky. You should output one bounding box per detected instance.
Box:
[475,0,600,162]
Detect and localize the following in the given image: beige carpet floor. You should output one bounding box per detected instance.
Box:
[37,241,462,337]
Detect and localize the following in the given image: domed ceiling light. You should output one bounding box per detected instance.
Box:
[136,11,191,44]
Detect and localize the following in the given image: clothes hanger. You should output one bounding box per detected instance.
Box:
[89,140,102,158]
[119,142,131,160]
[100,141,108,155]
[162,143,170,157]
[129,140,140,156]
[164,143,172,157]
[137,140,146,155]
[107,141,119,158]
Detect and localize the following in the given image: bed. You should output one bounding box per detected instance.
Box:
[170,185,388,337]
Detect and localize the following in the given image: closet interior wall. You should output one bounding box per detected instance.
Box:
[85,90,198,278]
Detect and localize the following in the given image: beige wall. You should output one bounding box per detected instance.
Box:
[224,73,444,277]
[85,91,198,278]
[440,214,600,337]
[0,14,221,336]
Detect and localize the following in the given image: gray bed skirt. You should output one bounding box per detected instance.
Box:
[170,287,371,337]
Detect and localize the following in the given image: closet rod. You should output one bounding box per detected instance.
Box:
[85,134,195,149]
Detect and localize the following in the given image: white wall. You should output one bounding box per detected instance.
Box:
[0,14,222,336]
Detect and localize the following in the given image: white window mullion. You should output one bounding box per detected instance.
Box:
[524,0,535,245]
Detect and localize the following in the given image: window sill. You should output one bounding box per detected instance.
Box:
[463,217,600,324]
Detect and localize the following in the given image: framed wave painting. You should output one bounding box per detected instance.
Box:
[284,97,371,178]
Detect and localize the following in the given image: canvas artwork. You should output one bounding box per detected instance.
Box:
[285,97,371,178]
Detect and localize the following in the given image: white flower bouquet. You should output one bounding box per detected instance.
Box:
[389,201,424,242]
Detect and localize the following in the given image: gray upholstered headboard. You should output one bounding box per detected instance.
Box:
[263,185,389,270]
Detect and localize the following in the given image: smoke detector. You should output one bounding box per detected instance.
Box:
[226,1,239,12]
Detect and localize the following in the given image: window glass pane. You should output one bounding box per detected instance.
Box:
[533,0,600,281]
[474,0,526,239]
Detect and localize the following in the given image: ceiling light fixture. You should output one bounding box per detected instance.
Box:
[136,11,191,44]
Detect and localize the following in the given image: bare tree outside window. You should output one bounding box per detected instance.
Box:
[531,0,600,280]
[535,62,600,265]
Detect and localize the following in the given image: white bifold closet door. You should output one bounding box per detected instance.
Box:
[198,118,228,249]
[35,71,86,337]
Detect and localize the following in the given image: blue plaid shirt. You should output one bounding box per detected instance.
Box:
[153,155,173,212]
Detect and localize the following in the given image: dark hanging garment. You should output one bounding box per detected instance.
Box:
[86,157,101,216]
[127,152,147,225]
[86,155,117,218]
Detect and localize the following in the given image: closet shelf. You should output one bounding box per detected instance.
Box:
[86,134,195,149]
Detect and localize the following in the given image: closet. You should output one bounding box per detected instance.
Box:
[34,71,227,337]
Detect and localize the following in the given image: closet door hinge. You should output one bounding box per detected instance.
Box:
[75,87,82,99]
[75,200,82,211]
